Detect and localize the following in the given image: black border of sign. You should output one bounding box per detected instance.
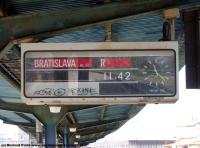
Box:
[23,49,177,99]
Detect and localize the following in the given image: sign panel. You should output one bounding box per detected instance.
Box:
[21,42,178,105]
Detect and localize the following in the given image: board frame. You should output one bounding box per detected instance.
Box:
[21,42,179,105]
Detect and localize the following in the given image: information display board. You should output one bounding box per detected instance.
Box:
[21,42,178,105]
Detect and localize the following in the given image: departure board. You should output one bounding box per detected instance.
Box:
[21,42,178,104]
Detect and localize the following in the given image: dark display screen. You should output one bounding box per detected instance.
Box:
[24,50,176,98]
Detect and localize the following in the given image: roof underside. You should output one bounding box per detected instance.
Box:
[0,0,200,146]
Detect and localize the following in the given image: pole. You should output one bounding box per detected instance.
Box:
[45,124,56,148]
[63,123,69,148]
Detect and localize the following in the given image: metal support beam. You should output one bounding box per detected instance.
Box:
[163,8,180,40]
[57,105,106,137]
[32,106,69,147]
[33,105,105,127]
[0,0,199,49]
[77,125,117,136]
[104,24,112,41]
[0,103,32,113]
[0,42,20,91]
[0,63,20,91]
[15,112,35,123]
[32,106,68,125]
[63,123,69,148]
[0,42,14,60]
[0,115,35,127]
[45,124,56,147]
[77,118,127,131]
[184,9,200,88]
[0,96,20,99]
[99,106,106,121]
[3,121,35,127]
[68,112,76,124]
[0,104,102,116]
[60,105,104,115]
[76,117,128,129]
[178,30,185,69]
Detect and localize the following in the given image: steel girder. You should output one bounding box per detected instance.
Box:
[0,0,200,50]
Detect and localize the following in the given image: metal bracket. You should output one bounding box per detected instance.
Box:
[162,8,180,41]
[104,23,112,42]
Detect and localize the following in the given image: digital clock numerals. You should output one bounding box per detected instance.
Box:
[104,72,131,81]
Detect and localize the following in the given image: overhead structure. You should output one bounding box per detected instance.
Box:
[184,9,200,88]
[0,0,200,146]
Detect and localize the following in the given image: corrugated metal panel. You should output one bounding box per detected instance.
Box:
[43,26,105,42]
[0,110,30,123]
[6,0,96,15]
[0,97,21,103]
[42,11,184,43]
[112,12,163,41]
[74,107,101,123]
[81,131,106,141]
[104,105,131,120]
[0,76,20,97]
[22,113,37,121]
[5,0,122,15]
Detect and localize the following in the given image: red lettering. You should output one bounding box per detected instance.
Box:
[77,58,92,68]
[100,58,131,68]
